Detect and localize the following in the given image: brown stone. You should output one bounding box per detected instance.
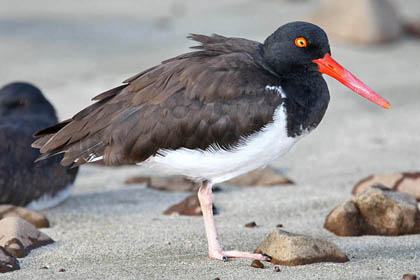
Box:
[224,167,294,187]
[245,221,257,228]
[124,176,151,185]
[0,217,54,258]
[148,176,200,192]
[355,185,420,235]
[325,185,420,236]
[255,229,349,266]
[125,175,201,192]
[163,194,217,216]
[0,205,49,228]
[353,172,420,201]
[403,274,417,280]
[404,20,420,38]
[324,200,363,236]
[0,246,19,273]
[309,0,401,44]
[126,167,293,191]
[250,259,264,269]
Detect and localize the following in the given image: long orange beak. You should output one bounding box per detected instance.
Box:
[312,54,390,109]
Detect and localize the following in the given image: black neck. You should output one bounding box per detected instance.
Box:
[280,72,330,137]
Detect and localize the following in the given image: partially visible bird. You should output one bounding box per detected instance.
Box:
[32,22,390,261]
[0,82,78,210]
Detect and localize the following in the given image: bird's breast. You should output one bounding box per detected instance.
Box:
[142,103,310,183]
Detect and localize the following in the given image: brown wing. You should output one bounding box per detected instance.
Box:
[32,34,283,167]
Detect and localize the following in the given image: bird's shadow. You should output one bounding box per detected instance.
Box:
[44,185,192,218]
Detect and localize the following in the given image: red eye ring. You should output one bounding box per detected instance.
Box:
[295,37,307,48]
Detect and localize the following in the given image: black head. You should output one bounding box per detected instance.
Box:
[0,82,57,119]
[263,21,330,77]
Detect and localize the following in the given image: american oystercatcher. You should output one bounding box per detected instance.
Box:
[0,82,78,210]
[32,21,390,261]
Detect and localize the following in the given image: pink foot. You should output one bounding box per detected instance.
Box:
[224,250,271,261]
[209,249,271,261]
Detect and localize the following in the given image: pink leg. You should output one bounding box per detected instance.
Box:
[197,181,271,262]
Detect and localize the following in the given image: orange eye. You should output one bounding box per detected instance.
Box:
[295,37,307,48]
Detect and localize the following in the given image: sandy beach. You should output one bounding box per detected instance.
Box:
[1,0,420,279]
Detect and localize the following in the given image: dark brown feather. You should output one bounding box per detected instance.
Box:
[91,84,127,101]
[33,34,283,166]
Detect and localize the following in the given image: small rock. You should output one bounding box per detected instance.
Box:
[225,167,294,186]
[124,176,151,185]
[274,266,281,272]
[125,168,294,191]
[0,217,54,258]
[148,176,200,192]
[325,185,420,236]
[125,176,222,192]
[309,0,401,44]
[353,172,420,201]
[255,229,349,266]
[245,221,257,228]
[0,205,49,228]
[324,200,363,236]
[356,185,420,235]
[163,194,217,216]
[0,246,20,273]
[404,20,420,38]
[403,274,417,280]
[250,260,264,269]
[125,175,201,192]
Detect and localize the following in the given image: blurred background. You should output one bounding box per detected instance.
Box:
[1,0,420,181]
[1,1,420,278]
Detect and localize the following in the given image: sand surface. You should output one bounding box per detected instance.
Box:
[1,1,419,279]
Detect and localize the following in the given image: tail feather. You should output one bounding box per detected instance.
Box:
[60,132,106,166]
[32,119,71,149]
[32,85,126,166]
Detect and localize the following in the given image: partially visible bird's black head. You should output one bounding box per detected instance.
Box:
[263,21,330,77]
[0,82,57,119]
[262,21,390,109]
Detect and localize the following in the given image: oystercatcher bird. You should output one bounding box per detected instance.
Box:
[0,82,78,210]
[32,22,390,261]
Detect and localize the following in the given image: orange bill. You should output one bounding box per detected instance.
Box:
[313,54,390,109]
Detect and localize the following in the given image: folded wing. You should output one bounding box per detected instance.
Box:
[32,34,283,167]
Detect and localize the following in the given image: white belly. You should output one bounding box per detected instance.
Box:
[140,104,307,184]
